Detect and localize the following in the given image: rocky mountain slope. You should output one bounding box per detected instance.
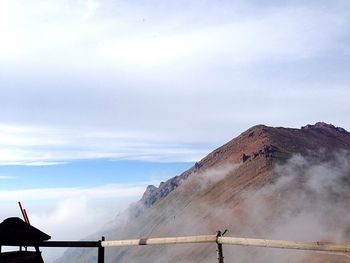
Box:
[58,122,350,263]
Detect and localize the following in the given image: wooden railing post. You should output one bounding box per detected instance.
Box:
[216,231,225,263]
[98,236,105,263]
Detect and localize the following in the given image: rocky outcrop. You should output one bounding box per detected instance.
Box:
[140,169,194,208]
[302,122,350,134]
[140,185,158,207]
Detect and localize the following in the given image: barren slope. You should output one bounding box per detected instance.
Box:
[58,122,350,263]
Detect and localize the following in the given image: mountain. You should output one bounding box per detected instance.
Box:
[58,122,350,263]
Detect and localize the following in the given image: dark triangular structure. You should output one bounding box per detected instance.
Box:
[0,217,50,263]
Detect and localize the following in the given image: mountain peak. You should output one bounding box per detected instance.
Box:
[301,122,349,134]
[138,122,350,211]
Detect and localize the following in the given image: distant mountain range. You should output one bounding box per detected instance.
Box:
[58,122,350,263]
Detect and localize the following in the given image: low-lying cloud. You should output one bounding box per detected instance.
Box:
[54,151,350,262]
[222,151,350,262]
[0,183,151,263]
[0,184,146,202]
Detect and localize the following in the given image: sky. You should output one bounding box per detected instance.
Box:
[0,0,350,165]
[0,0,350,261]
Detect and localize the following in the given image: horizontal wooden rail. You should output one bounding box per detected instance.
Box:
[218,237,350,253]
[102,235,350,253]
[102,235,217,247]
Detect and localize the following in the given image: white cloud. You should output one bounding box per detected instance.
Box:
[0,182,150,262]
[0,184,147,201]
[0,175,16,180]
[31,196,121,262]
[1,1,347,67]
[0,0,349,163]
[96,7,347,68]
[84,0,101,20]
[0,182,153,259]
[0,124,207,164]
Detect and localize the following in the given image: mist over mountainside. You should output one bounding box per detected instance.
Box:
[58,122,350,263]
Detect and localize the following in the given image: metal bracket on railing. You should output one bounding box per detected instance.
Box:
[216,230,227,263]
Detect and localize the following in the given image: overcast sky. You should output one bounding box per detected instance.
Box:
[0,0,349,165]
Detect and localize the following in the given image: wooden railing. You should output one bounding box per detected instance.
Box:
[101,234,350,252]
[2,233,350,263]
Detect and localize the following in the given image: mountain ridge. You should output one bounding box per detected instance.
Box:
[139,122,350,211]
[58,122,350,263]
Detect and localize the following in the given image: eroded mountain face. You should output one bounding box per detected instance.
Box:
[58,123,350,263]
